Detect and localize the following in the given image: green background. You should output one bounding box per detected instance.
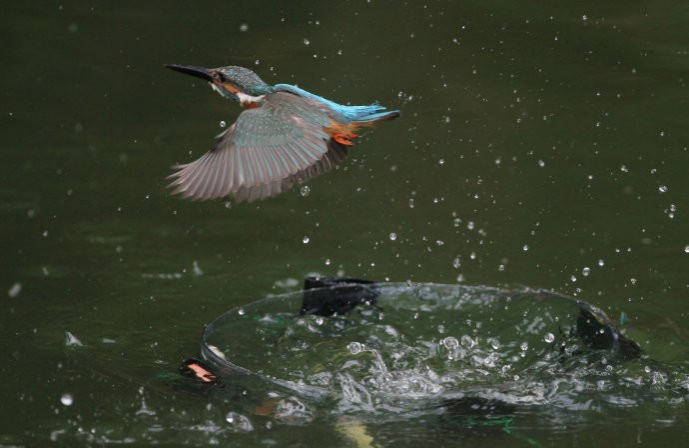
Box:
[1,1,687,446]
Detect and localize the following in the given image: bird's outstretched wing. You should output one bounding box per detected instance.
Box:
[168,92,347,202]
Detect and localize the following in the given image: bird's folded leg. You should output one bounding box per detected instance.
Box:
[332,132,358,146]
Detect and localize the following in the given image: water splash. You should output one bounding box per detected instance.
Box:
[201,283,682,426]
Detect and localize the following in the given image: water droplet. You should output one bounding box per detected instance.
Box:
[274,397,314,424]
[237,308,245,316]
[60,393,73,406]
[225,412,254,432]
[582,267,591,276]
[438,158,445,165]
[303,38,311,46]
[300,185,310,197]
[219,120,226,128]
[8,282,21,298]
[408,198,415,208]
[441,336,459,350]
[389,232,397,241]
[522,244,529,251]
[325,258,331,266]
[348,342,364,355]
[491,339,501,350]
[239,23,249,32]
[598,259,605,267]
[437,324,446,334]
[538,159,545,167]
[658,185,668,193]
[544,332,555,343]
[65,331,83,347]
[302,236,310,244]
[452,257,461,269]
[684,245,689,254]
[520,341,529,351]
[192,260,203,276]
[620,165,628,173]
[460,335,475,348]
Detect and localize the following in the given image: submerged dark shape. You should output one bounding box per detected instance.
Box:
[575,300,642,359]
[164,64,399,203]
[178,358,221,385]
[301,276,379,316]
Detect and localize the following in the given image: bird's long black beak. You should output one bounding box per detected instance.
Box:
[165,64,214,82]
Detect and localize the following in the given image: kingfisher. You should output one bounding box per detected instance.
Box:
[164,64,400,203]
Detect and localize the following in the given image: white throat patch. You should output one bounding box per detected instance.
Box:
[209,83,265,106]
[236,91,265,107]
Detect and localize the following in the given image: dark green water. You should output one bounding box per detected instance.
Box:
[1,1,687,446]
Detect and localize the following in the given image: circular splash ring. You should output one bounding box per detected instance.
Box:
[200,277,640,405]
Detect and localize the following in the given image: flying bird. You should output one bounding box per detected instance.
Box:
[165,64,399,203]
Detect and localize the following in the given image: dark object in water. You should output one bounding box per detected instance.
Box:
[575,301,642,360]
[179,358,221,385]
[301,276,379,316]
[441,396,516,419]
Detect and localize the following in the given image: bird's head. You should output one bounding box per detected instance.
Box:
[165,64,273,102]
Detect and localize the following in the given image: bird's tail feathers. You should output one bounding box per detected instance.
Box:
[350,109,400,124]
[274,83,399,123]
